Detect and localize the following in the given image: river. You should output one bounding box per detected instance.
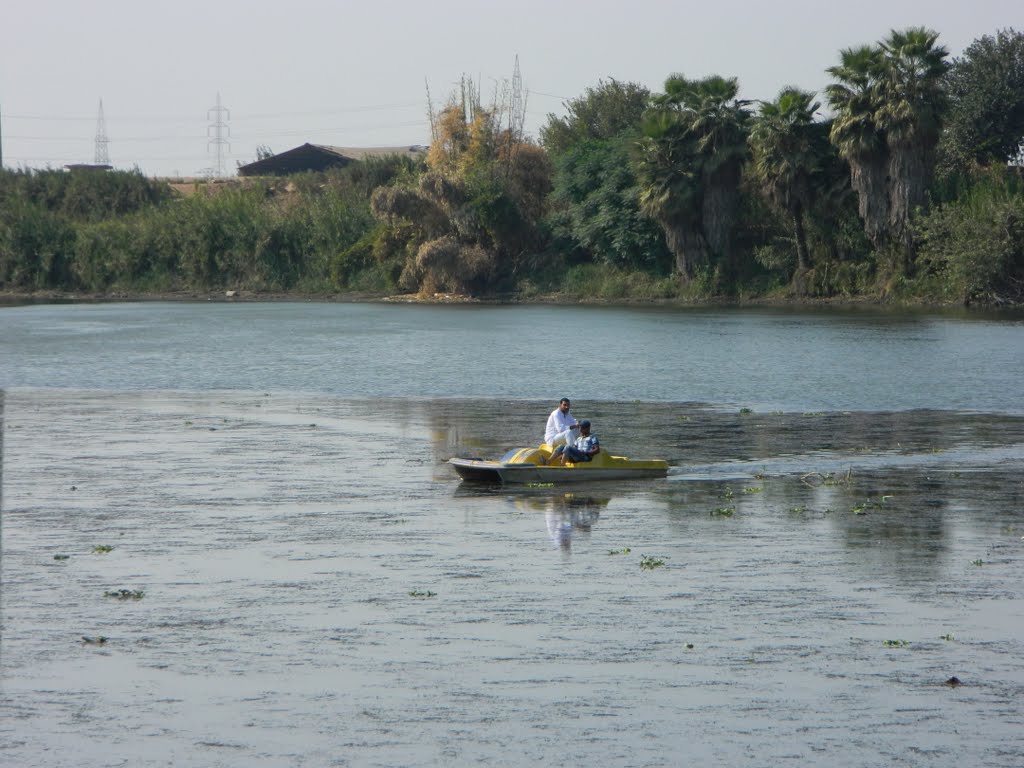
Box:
[1,301,1023,767]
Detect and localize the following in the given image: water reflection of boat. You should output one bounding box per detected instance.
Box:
[449,445,668,484]
[517,494,609,552]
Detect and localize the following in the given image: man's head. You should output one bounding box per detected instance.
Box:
[558,398,571,413]
[579,420,591,434]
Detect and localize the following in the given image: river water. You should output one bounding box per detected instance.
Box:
[2,302,1023,767]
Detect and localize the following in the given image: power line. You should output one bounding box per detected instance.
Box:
[6,118,429,143]
[2,102,426,123]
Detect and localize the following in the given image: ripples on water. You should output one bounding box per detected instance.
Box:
[2,301,1024,411]
[3,389,1024,767]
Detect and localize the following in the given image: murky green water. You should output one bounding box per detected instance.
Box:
[2,303,1023,766]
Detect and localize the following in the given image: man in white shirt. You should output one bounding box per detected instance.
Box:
[544,397,579,449]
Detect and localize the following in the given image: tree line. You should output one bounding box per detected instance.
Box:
[2,26,1022,305]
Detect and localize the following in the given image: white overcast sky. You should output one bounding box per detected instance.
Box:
[0,0,1018,177]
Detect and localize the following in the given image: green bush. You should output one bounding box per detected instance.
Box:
[914,169,1024,303]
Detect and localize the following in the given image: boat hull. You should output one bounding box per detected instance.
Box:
[448,454,668,484]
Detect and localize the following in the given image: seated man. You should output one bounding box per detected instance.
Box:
[544,397,579,449]
[554,420,600,465]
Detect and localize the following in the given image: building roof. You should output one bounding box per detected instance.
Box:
[64,163,113,172]
[237,143,427,177]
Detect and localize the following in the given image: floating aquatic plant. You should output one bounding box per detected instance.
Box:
[739,407,752,415]
[640,555,666,570]
[971,559,983,566]
[940,633,955,641]
[53,554,70,561]
[851,499,886,515]
[81,636,107,645]
[607,547,631,555]
[408,590,436,598]
[825,469,854,486]
[526,482,555,488]
[802,468,854,487]
[92,545,113,554]
[710,507,735,517]
[883,639,909,647]
[742,486,763,494]
[104,589,144,600]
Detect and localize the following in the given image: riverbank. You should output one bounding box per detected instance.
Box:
[0,287,983,311]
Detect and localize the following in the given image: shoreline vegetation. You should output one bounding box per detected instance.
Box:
[0,286,989,311]
[2,27,1023,309]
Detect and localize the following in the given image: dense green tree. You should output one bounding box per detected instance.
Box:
[749,87,822,290]
[541,79,668,272]
[550,137,671,271]
[540,79,651,156]
[636,74,750,279]
[939,28,1024,174]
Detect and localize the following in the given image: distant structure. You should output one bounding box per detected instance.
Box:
[207,93,230,177]
[509,55,526,142]
[95,99,110,165]
[237,143,427,177]
[65,99,112,171]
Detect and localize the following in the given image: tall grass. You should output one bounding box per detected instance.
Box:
[559,263,680,300]
[0,167,389,294]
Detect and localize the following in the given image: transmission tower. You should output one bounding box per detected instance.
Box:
[207,93,230,177]
[94,99,110,165]
[509,55,526,143]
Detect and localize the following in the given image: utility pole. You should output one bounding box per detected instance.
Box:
[95,99,110,165]
[207,93,230,177]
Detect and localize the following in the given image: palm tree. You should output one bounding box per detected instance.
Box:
[876,27,949,254]
[636,109,706,276]
[749,87,822,292]
[825,45,890,248]
[636,74,750,279]
[826,29,949,267]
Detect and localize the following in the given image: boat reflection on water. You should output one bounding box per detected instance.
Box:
[518,493,610,553]
[452,484,612,552]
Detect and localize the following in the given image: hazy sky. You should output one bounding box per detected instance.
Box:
[1,0,1017,177]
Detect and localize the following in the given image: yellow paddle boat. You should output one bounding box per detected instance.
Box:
[449,445,669,484]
